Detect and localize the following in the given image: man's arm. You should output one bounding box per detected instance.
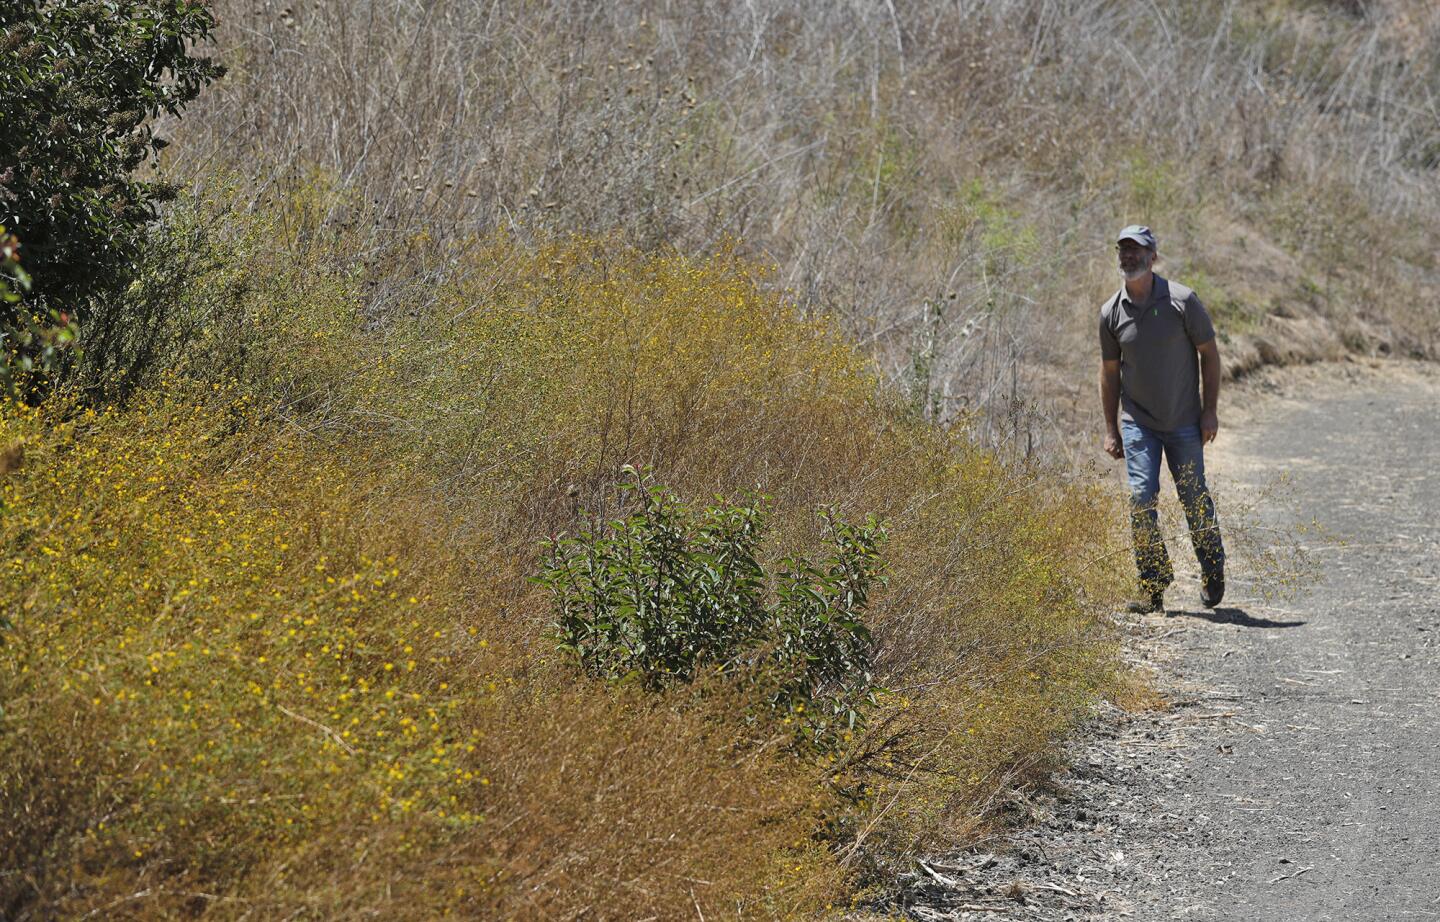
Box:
[1197,338,1221,443]
[1100,358,1123,459]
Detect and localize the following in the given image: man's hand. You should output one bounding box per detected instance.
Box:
[1201,408,1219,444]
[1104,428,1124,459]
[1197,340,1221,445]
[1099,360,1123,459]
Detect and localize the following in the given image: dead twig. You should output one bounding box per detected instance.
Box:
[277,704,357,756]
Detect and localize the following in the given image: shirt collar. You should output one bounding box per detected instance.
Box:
[1120,273,1166,309]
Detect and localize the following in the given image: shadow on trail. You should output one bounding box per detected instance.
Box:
[1168,606,1307,629]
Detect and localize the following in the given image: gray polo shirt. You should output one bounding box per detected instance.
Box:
[1099,274,1216,432]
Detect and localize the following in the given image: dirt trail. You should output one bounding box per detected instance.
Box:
[888,360,1440,922]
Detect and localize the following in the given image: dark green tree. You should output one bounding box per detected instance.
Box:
[0,0,223,335]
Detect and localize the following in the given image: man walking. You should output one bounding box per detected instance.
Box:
[1099,225,1225,613]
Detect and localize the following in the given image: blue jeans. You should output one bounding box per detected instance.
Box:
[1121,419,1225,592]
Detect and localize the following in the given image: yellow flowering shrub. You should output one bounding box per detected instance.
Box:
[0,384,820,918]
[0,207,1128,917]
[1,391,455,895]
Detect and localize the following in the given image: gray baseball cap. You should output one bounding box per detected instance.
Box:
[1117,224,1157,249]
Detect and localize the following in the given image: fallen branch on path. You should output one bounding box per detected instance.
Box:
[1268,866,1313,884]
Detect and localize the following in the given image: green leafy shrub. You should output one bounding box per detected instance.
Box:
[538,473,886,744]
[0,0,223,349]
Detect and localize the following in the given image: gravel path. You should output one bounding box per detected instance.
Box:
[887,360,1440,922]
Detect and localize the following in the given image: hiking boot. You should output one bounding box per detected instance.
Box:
[1201,570,1225,608]
[1124,588,1166,614]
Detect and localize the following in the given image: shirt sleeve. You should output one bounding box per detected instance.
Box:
[1183,291,1216,345]
[1099,306,1120,360]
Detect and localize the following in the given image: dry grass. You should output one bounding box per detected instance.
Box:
[164,0,1440,455]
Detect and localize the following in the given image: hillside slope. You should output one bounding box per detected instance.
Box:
[168,0,1440,444]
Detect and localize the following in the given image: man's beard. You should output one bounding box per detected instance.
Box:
[1120,257,1152,281]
